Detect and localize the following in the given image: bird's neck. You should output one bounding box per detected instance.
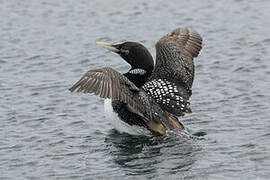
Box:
[124,68,152,88]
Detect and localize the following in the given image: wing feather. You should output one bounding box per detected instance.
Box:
[144,28,203,116]
[69,68,158,123]
[69,67,184,133]
[70,67,139,99]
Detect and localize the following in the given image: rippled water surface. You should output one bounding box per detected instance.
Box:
[1,0,270,179]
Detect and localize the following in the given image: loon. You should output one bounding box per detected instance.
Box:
[69,28,202,135]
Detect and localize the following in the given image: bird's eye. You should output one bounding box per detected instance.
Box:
[121,49,129,55]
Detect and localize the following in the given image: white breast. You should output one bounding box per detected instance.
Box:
[104,99,150,136]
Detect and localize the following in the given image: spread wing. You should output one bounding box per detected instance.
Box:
[69,67,183,133]
[69,67,145,115]
[143,28,203,116]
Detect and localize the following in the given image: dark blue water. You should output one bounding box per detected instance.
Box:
[1,0,270,179]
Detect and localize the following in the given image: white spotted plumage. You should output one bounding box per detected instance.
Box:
[142,78,190,114]
[128,68,147,75]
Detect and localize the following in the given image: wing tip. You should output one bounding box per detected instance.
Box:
[69,86,75,92]
[69,83,79,92]
[156,27,203,58]
[68,76,88,93]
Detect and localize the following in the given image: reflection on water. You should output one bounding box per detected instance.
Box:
[105,130,201,177]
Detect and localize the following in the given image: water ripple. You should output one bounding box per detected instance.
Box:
[1,0,270,179]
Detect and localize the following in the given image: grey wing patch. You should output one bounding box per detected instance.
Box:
[142,78,191,116]
[69,67,139,95]
[69,67,144,112]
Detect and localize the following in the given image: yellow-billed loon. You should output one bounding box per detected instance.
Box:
[69,28,203,135]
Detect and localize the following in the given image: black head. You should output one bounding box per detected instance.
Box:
[97,41,154,72]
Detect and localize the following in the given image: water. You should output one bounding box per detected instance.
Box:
[1,0,270,179]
